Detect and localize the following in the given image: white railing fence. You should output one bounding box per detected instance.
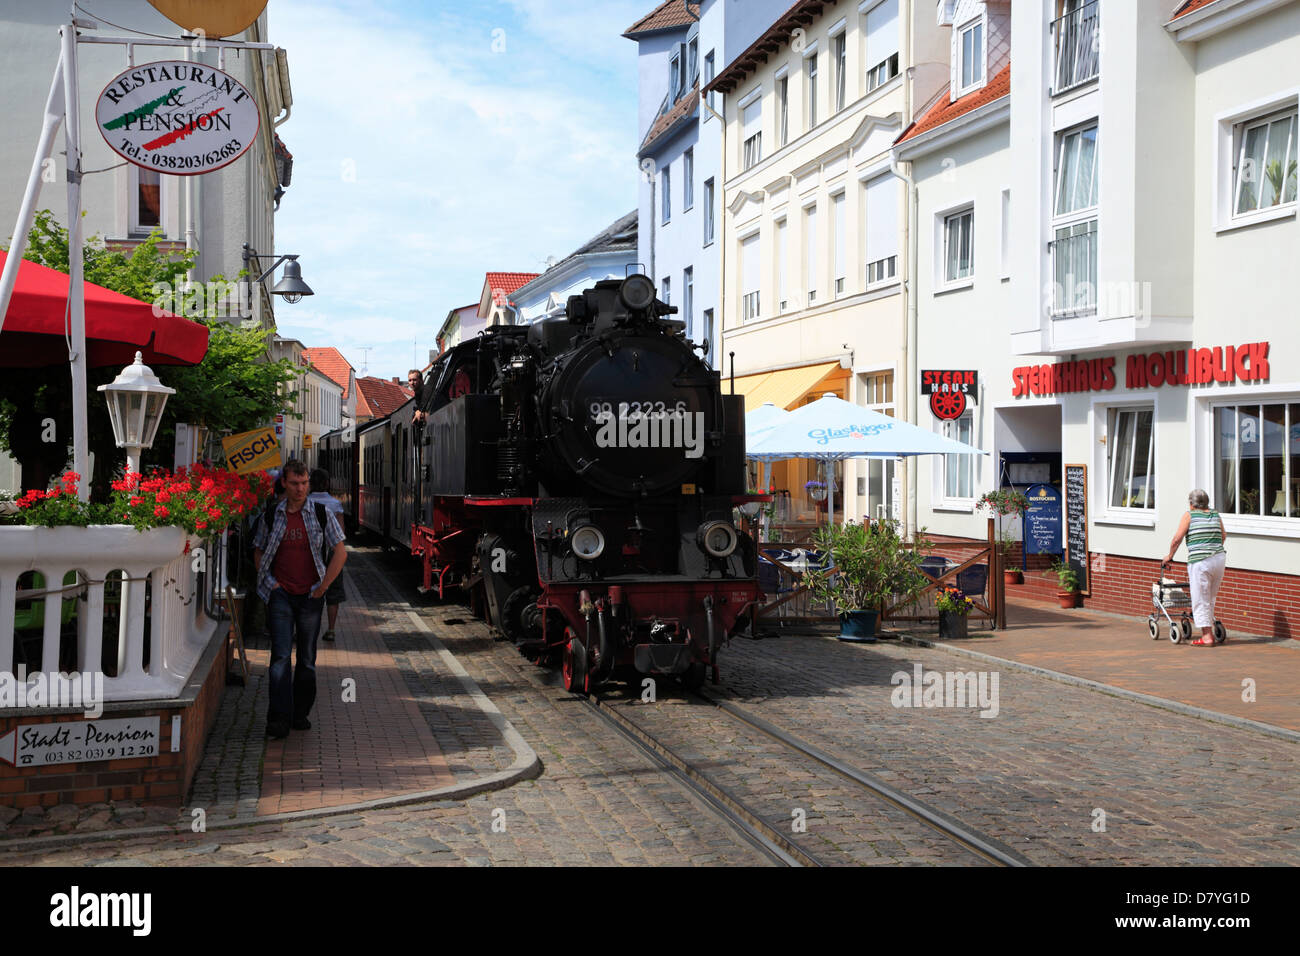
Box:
[0,525,224,704]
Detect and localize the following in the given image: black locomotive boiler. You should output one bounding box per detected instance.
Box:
[411,274,762,691]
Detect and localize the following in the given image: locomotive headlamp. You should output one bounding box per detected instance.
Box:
[619,274,656,312]
[697,520,738,559]
[571,524,606,561]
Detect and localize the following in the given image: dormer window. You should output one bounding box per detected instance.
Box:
[671,49,683,102]
[688,37,699,85]
[958,18,984,94]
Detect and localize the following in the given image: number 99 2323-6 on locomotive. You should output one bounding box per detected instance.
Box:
[320,275,763,693]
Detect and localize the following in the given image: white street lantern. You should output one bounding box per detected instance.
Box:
[98,350,175,472]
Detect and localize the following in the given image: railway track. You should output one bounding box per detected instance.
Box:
[585,685,1031,868]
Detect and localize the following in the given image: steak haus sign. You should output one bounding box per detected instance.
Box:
[1012,342,1270,397]
[95,60,260,175]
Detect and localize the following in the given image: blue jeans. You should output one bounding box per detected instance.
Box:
[267,588,324,723]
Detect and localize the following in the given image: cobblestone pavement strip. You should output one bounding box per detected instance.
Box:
[711,630,1300,865]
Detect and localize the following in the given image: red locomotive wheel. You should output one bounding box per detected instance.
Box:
[930,390,966,420]
[562,631,588,695]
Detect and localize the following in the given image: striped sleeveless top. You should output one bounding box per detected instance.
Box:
[1186,510,1225,565]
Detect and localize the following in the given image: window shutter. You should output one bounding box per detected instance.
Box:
[833,193,846,280]
[864,174,897,265]
[776,220,788,304]
[865,0,898,69]
[742,234,760,296]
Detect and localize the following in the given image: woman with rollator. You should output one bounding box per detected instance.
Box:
[1164,489,1228,646]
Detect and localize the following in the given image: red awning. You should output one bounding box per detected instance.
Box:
[0,249,209,368]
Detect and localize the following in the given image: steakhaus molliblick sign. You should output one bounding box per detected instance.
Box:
[95,60,260,175]
[1012,342,1271,397]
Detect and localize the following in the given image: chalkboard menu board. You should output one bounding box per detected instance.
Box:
[1024,483,1062,555]
[1064,464,1088,593]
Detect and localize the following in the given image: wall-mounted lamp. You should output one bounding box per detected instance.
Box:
[242,243,314,304]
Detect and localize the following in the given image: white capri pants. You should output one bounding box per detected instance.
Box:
[1188,551,1227,628]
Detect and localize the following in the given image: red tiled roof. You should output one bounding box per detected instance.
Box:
[1171,0,1221,19]
[624,0,700,38]
[354,376,413,419]
[894,64,1011,146]
[641,86,699,153]
[484,272,541,298]
[302,346,354,399]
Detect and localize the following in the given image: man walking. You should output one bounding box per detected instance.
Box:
[309,468,347,642]
[253,459,347,739]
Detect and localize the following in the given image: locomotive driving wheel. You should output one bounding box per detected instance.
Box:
[562,628,588,695]
[929,389,967,420]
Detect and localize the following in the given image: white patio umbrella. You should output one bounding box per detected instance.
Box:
[746,393,986,525]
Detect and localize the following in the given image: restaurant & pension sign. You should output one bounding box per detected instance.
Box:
[95,60,260,175]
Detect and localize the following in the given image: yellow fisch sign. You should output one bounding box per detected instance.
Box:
[223,427,279,474]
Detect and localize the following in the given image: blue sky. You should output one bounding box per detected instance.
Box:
[269,0,651,379]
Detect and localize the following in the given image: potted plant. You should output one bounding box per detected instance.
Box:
[976,488,1030,517]
[1051,558,1081,608]
[804,519,931,643]
[935,585,975,639]
[1000,530,1022,585]
[805,479,828,502]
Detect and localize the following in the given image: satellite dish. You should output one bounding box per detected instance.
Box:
[147,0,270,38]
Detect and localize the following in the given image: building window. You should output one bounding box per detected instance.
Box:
[683,149,694,210]
[742,98,763,170]
[704,51,717,114]
[702,308,714,359]
[741,233,761,322]
[777,74,789,146]
[863,370,896,519]
[1000,187,1011,279]
[864,0,899,93]
[832,192,846,297]
[943,413,974,500]
[958,18,984,94]
[1215,402,1300,517]
[775,218,788,313]
[1051,122,1098,314]
[662,276,671,305]
[1052,0,1099,94]
[129,166,163,236]
[832,32,847,112]
[864,173,897,286]
[671,49,682,102]
[662,165,671,224]
[683,267,694,338]
[1233,107,1297,216]
[806,54,819,129]
[1108,407,1155,510]
[703,178,715,245]
[943,207,973,283]
[804,204,818,304]
[688,37,699,85]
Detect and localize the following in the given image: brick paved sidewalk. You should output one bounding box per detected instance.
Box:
[255,582,458,815]
[922,593,1300,733]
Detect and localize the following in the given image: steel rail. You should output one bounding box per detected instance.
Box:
[583,693,823,868]
[695,690,1032,867]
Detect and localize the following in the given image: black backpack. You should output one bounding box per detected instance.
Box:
[259,501,333,566]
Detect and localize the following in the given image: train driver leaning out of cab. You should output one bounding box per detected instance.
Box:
[253,459,348,739]
[409,368,426,426]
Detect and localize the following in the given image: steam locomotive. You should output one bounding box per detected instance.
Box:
[321,275,761,692]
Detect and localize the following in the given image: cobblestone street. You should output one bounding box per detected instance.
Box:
[2,546,1297,867]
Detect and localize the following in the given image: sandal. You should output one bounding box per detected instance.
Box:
[1190,638,1215,646]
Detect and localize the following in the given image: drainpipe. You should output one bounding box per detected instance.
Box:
[890,50,918,538]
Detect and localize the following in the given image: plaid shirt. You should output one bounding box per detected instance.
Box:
[252,498,346,601]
